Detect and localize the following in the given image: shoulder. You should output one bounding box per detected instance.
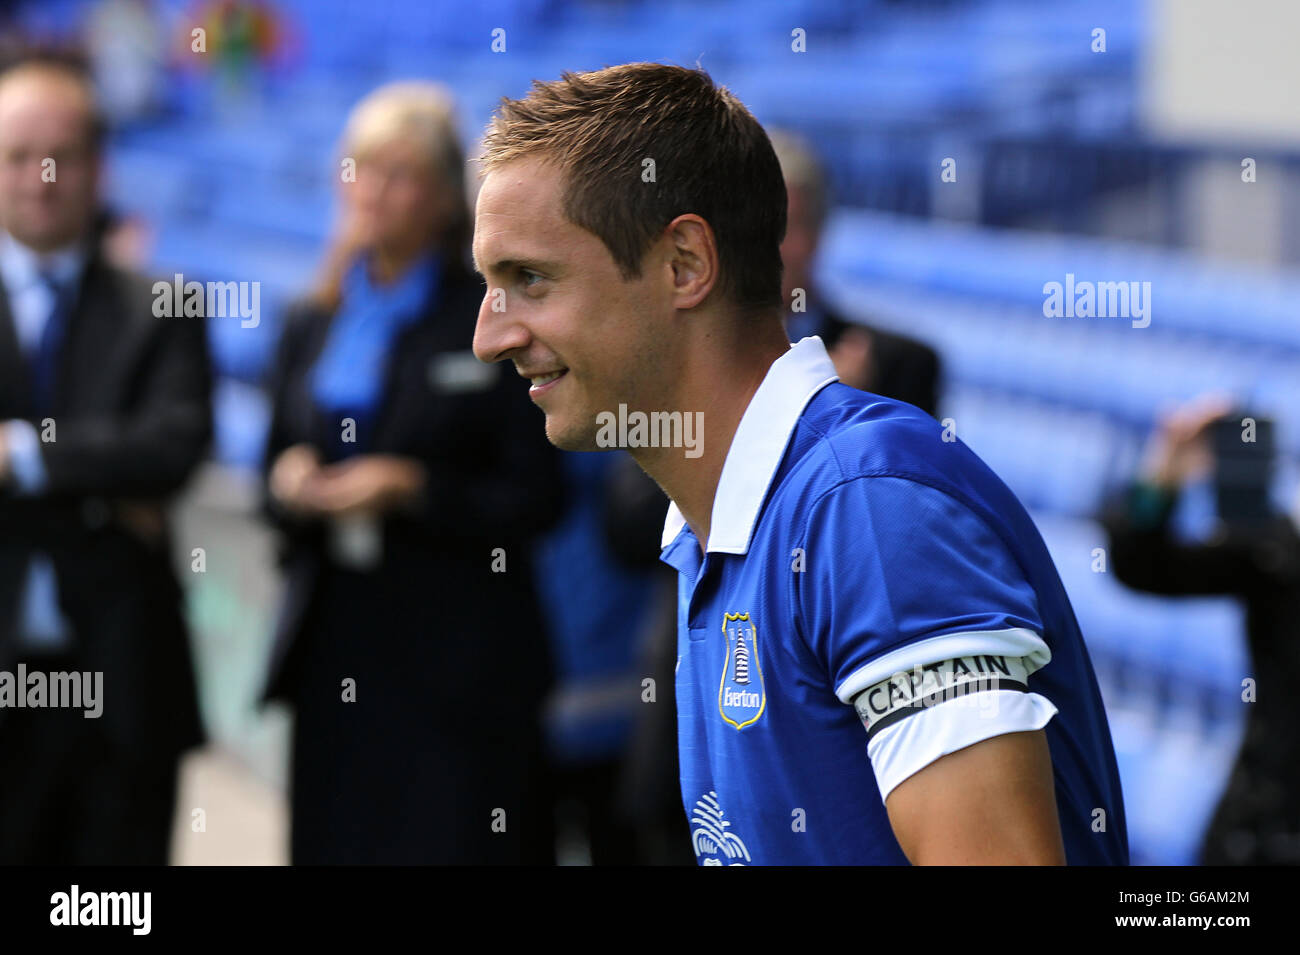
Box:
[795,383,960,487]
[93,263,204,347]
[91,261,163,319]
[773,384,1011,543]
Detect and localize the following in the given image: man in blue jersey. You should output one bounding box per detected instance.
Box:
[470,63,1128,865]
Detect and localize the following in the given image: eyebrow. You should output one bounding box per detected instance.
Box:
[474,256,562,278]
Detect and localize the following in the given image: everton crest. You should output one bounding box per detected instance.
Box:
[718,612,765,730]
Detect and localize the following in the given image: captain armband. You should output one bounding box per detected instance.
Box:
[850,653,1032,742]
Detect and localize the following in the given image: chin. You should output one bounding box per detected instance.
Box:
[14,230,73,253]
[14,218,82,250]
[544,416,600,453]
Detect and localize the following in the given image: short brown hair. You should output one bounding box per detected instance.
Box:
[480,63,786,314]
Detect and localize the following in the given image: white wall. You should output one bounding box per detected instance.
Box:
[1142,0,1300,147]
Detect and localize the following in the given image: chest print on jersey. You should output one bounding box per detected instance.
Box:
[719,612,766,729]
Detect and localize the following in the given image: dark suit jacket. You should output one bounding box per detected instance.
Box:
[818,306,942,418]
[259,261,565,722]
[0,253,211,757]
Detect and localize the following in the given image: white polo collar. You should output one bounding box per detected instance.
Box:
[660,335,839,554]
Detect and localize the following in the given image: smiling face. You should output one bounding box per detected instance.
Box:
[472,156,678,451]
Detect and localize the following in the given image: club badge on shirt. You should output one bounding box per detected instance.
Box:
[719,612,765,730]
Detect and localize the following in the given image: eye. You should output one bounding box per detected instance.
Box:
[520,268,544,290]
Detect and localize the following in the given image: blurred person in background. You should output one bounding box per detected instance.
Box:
[0,54,211,863]
[601,452,694,865]
[1101,393,1300,865]
[259,81,564,864]
[179,0,291,116]
[770,129,941,418]
[529,449,655,865]
[93,205,154,270]
[85,0,166,128]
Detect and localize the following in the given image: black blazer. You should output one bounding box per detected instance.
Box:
[0,254,212,757]
[259,261,565,718]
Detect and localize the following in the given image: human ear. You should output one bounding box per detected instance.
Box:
[665,214,718,310]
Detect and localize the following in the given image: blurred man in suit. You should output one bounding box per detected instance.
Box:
[0,56,211,863]
[770,130,941,417]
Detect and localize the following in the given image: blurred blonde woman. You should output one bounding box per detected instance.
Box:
[259,82,564,864]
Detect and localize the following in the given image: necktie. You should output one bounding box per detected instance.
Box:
[29,269,73,415]
[15,268,74,650]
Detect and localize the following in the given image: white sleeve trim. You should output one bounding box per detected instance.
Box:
[867,690,1058,803]
[834,627,1051,704]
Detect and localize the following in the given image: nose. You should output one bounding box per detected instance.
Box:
[472,286,531,364]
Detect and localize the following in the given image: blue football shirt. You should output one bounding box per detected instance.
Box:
[660,336,1128,865]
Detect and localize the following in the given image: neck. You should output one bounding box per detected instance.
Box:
[631,313,790,555]
[5,230,86,260]
[369,242,428,285]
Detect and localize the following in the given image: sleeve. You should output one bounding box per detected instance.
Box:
[1098,480,1271,595]
[259,303,314,533]
[2,419,49,494]
[794,475,1058,802]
